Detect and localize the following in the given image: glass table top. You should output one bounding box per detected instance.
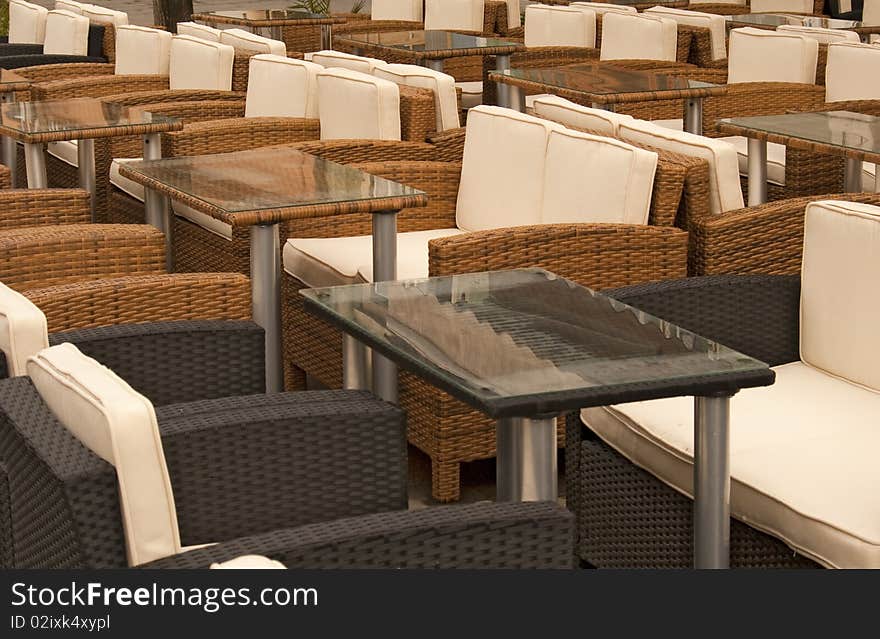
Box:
[339,30,523,53]
[302,269,773,417]
[0,69,30,89]
[724,13,860,28]
[720,111,880,155]
[0,98,180,136]
[197,9,329,21]
[121,146,425,216]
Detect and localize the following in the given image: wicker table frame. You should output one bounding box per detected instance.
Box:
[0,75,30,188]
[193,11,345,49]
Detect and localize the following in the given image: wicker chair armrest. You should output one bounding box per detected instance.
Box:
[427,126,466,162]
[334,19,423,34]
[429,224,689,289]
[164,117,321,157]
[1,54,105,70]
[25,273,251,333]
[282,139,443,163]
[399,84,438,141]
[153,390,407,546]
[0,224,165,291]
[49,320,265,406]
[99,88,245,108]
[16,62,114,86]
[143,502,574,569]
[510,46,599,68]
[702,82,827,137]
[30,72,167,100]
[0,189,91,229]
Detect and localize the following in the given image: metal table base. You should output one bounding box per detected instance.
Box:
[0,93,17,187]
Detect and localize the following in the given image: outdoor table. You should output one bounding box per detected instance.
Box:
[0,69,29,187]
[302,268,775,568]
[541,0,688,8]
[490,62,726,135]
[723,13,862,30]
[119,146,427,395]
[718,110,880,206]
[334,30,525,106]
[192,9,345,49]
[0,98,182,222]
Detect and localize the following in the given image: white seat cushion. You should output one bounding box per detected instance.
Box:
[867,4,880,27]
[283,228,465,287]
[110,158,145,202]
[542,128,657,224]
[27,343,180,566]
[317,67,401,140]
[728,27,818,84]
[619,119,744,214]
[54,0,88,14]
[219,28,286,56]
[800,200,880,392]
[0,282,48,377]
[456,81,483,108]
[524,5,597,48]
[582,360,880,568]
[374,63,460,131]
[861,161,877,192]
[211,555,286,569]
[114,26,172,76]
[371,0,423,21]
[245,54,321,118]
[824,42,880,102]
[42,9,90,56]
[644,7,727,60]
[600,13,678,62]
[425,0,485,32]
[309,50,387,74]
[176,21,222,42]
[777,25,861,45]
[719,135,787,186]
[47,140,78,167]
[750,0,814,12]
[9,0,48,44]
[653,118,684,130]
[456,105,562,232]
[570,2,636,16]
[532,95,633,136]
[172,200,233,240]
[81,5,128,26]
[169,35,235,91]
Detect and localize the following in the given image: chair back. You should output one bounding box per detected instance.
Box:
[532,95,633,136]
[645,7,727,61]
[169,35,236,91]
[0,283,48,378]
[374,63,460,131]
[219,28,287,56]
[570,2,636,16]
[8,0,48,44]
[81,5,128,27]
[114,25,172,76]
[424,0,485,32]
[599,13,678,62]
[309,50,388,73]
[865,0,880,26]
[246,54,322,118]
[42,9,90,56]
[728,28,818,84]
[176,21,222,42]
[317,67,401,140]
[824,42,880,102]
[750,0,814,12]
[524,4,597,48]
[371,0,423,21]
[54,0,89,13]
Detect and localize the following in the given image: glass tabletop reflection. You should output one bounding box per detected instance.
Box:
[197,9,329,21]
[720,111,880,155]
[339,30,523,53]
[302,269,773,417]
[724,13,860,28]
[0,98,179,136]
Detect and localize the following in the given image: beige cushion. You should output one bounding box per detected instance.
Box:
[9,0,48,44]
[0,282,48,377]
[424,0,485,32]
[456,80,483,108]
[599,13,677,62]
[619,119,744,214]
[169,35,235,91]
[219,28,286,56]
[27,343,180,566]
[374,63,460,131]
[371,0,423,21]
[750,0,814,12]
[866,2,880,27]
[719,135,787,185]
[644,7,727,61]
[110,158,144,202]
[570,2,636,16]
[246,54,321,118]
[861,162,877,192]
[81,5,128,26]
[688,0,745,4]
[43,9,90,56]
[825,42,880,102]
[317,67,401,140]
[542,128,657,225]
[211,555,286,569]
[800,200,880,392]
[176,21,222,42]
[524,5,597,48]
[114,26,172,76]
[283,228,465,288]
[54,0,89,14]
[777,25,860,45]
[582,360,880,569]
[728,27,818,84]
[172,200,234,240]
[532,95,633,136]
[456,105,562,232]
[504,0,521,29]
[308,49,387,73]
[47,140,79,167]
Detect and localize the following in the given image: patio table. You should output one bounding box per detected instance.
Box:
[334,30,525,106]
[723,13,862,30]
[0,69,29,187]
[119,146,427,395]
[0,97,182,222]
[302,268,775,568]
[192,9,346,49]
[490,62,726,134]
[718,110,880,205]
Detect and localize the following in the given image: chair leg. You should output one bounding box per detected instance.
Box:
[431,459,461,503]
[284,359,307,391]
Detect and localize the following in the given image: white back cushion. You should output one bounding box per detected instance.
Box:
[644,6,727,60]
[9,0,48,44]
[318,68,401,140]
[542,128,657,225]
[866,0,880,26]
[777,25,860,45]
[0,283,48,377]
[424,0,485,32]
[728,28,818,84]
[246,54,321,118]
[27,343,180,566]
[751,0,814,12]
[374,63,460,131]
[825,42,880,102]
[54,0,89,14]
[176,21,221,42]
[600,13,677,62]
[371,0,423,21]
[169,35,235,91]
[456,106,562,231]
[114,25,172,76]
[211,555,287,569]
[532,95,633,136]
[219,28,286,56]
[504,0,521,29]
[524,5,597,48]
[618,119,745,215]
[689,0,745,4]
[81,5,128,26]
[309,49,387,73]
[800,200,880,392]
[42,9,90,56]
[570,2,636,16]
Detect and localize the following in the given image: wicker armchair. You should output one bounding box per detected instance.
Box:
[0,17,116,75]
